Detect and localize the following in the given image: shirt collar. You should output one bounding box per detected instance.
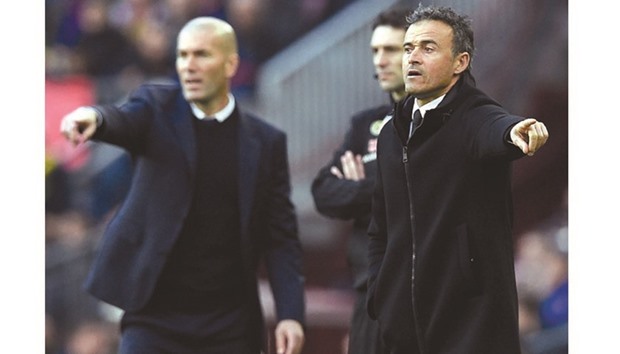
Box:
[413,94,445,118]
[190,93,236,122]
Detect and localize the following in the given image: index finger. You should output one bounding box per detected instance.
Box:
[60,118,80,146]
[520,118,538,128]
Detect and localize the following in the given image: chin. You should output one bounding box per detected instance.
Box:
[379,83,392,91]
[183,91,202,102]
[405,84,424,95]
[405,87,417,96]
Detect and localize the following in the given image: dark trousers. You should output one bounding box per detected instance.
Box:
[118,325,258,354]
[348,289,387,354]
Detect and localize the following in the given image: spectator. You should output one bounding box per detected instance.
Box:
[73,0,140,103]
[46,209,105,352]
[132,20,176,82]
[515,226,568,354]
[73,0,137,78]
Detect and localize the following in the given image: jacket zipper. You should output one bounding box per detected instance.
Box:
[402,144,426,353]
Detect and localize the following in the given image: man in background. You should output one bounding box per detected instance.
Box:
[311,8,409,354]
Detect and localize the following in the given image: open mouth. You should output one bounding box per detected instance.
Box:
[407,69,422,78]
[184,79,202,89]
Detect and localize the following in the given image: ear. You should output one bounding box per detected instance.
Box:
[453,52,470,75]
[225,53,240,79]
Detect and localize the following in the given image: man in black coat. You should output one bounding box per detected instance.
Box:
[60,17,305,354]
[366,5,549,354]
[311,8,409,354]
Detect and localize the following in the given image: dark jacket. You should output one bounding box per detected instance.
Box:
[311,104,392,290]
[367,73,524,353]
[84,83,305,331]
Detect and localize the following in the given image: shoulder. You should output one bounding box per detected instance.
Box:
[129,82,183,104]
[239,109,286,138]
[453,76,503,114]
[351,104,393,125]
[460,89,509,121]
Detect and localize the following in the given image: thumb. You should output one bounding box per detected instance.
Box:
[80,122,97,143]
[275,327,286,354]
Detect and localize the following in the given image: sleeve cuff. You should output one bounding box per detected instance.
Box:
[90,106,104,128]
[504,123,517,145]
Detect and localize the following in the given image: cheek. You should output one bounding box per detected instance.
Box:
[201,66,220,82]
[389,57,401,69]
[428,61,454,83]
[372,54,381,67]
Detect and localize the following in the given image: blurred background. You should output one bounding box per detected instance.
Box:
[44,0,568,353]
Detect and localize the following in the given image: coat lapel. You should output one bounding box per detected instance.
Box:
[170,98,259,233]
[238,113,260,233]
[170,94,197,181]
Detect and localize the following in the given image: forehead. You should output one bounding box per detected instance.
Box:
[371,25,406,47]
[404,19,453,44]
[177,26,219,49]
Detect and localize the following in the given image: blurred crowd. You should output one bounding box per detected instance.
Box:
[46,0,355,104]
[516,189,569,354]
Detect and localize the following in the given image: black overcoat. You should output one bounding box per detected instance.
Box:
[367,73,525,353]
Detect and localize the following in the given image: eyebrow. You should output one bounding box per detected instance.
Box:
[372,44,402,50]
[178,48,209,55]
[404,39,438,47]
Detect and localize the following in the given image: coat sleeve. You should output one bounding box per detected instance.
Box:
[92,85,158,153]
[311,115,375,220]
[263,132,306,325]
[465,104,526,161]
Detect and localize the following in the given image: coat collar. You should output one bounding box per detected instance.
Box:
[392,71,480,144]
[237,113,260,231]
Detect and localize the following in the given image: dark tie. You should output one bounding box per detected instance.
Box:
[410,109,422,138]
[412,109,423,130]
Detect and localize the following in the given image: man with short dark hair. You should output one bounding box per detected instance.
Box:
[366,5,549,353]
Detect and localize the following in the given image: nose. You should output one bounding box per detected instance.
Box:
[374,49,388,67]
[405,48,420,64]
[177,55,195,72]
[185,56,196,71]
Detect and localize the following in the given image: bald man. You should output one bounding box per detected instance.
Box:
[60,17,305,354]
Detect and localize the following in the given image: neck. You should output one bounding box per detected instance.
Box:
[391,89,407,103]
[194,93,230,116]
